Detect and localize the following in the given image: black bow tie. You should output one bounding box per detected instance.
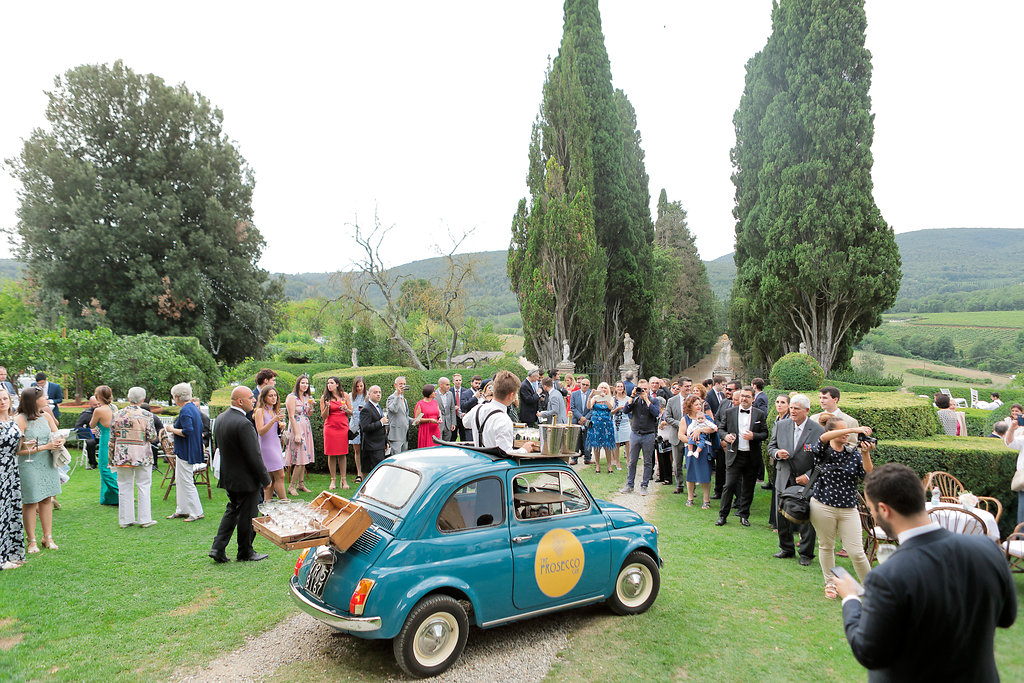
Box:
[740,409,750,414]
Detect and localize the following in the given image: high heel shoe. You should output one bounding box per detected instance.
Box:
[43,536,59,550]
[328,480,337,490]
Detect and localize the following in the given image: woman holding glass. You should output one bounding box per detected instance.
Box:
[0,386,26,569]
[349,376,367,484]
[89,385,118,505]
[16,386,64,553]
[414,384,442,448]
[320,377,352,490]
[285,375,316,496]
[254,387,289,502]
[587,383,616,473]
[610,381,630,471]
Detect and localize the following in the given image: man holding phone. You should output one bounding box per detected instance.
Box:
[834,463,1016,681]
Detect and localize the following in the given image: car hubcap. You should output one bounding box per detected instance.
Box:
[414,614,457,664]
[618,564,651,606]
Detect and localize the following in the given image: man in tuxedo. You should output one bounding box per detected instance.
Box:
[835,463,1016,681]
[359,385,389,471]
[386,376,410,453]
[568,377,593,465]
[767,393,824,565]
[711,380,740,499]
[518,369,542,426]
[435,376,457,441]
[715,386,768,526]
[32,371,63,421]
[209,387,271,563]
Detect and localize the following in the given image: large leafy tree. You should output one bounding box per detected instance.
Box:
[651,190,718,374]
[510,0,654,373]
[730,0,900,373]
[8,61,283,362]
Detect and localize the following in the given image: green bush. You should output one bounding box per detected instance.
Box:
[907,385,1024,405]
[769,353,824,391]
[836,392,942,440]
[874,436,1019,538]
[827,369,903,387]
[829,380,901,393]
[165,336,222,395]
[913,368,992,384]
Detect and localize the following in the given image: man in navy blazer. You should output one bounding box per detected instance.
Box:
[835,463,1016,682]
[568,377,593,464]
[32,371,63,421]
[518,369,541,426]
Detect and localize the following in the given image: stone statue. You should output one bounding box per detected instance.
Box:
[798,341,807,355]
[351,347,358,367]
[562,339,570,363]
[622,333,634,365]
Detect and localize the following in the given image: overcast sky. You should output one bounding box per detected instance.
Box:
[1,1,1021,275]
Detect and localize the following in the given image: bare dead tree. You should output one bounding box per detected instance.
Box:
[434,228,477,368]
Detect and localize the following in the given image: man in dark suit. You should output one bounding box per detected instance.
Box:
[835,463,1016,681]
[715,386,768,527]
[751,377,770,486]
[767,393,824,565]
[711,380,740,499]
[359,384,389,472]
[518,369,541,426]
[74,396,100,468]
[209,387,272,563]
[568,377,593,465]
[32,371,63,421]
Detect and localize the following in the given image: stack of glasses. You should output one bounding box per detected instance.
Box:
[257,499,328,537]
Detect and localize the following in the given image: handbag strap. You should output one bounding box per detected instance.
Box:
[801,465,822,498]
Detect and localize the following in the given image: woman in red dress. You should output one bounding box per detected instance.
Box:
[414,384,442,449]
[320,376,352,490]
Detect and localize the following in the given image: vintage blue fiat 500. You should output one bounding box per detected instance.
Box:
[290,445,661,678]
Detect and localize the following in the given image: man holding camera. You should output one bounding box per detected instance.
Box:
[716,386,768,526]
[620,379,661,496]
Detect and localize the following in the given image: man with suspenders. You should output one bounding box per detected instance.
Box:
[462,370,538,454]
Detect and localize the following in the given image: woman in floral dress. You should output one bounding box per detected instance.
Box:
[285,375,316,496]
[0,386,25,570]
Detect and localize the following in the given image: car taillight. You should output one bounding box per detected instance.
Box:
[349,579,375,616]
[295,548,311,576]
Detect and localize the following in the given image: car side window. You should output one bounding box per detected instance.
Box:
[513,470,591,520]
[437,477,505,533]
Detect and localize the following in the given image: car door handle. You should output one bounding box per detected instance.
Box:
[512,535,533,543]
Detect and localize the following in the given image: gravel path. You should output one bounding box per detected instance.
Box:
[172,474,661,682]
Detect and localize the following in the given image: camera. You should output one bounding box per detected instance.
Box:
[857,432,877,445]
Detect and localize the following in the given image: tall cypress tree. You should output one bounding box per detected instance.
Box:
[730,0,900,373]
[510,0,654,372]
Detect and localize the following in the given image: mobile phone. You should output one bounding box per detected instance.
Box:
[1017,415,1024,426]
[830,566,852,580]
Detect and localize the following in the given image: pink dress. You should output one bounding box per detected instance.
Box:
[284,395,316,466]
[416,399,442,448]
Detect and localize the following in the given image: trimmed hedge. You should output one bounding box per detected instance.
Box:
[769,353,824,391]
[57,403,181,429]
[874,436,1019,538]
[836,392,942,440]
[829,380,901,393]
[907,385,1024,405]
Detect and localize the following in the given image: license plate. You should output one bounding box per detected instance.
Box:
[304,561,332,598]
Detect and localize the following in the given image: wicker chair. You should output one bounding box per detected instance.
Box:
[857,492,895,564]
[927,505,988,536]
[975,496,1003,523]
[922,471,965,499]
[1003,523,1024,574]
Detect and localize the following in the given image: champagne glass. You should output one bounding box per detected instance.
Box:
[876,544,896,564]
[22,438,37,463]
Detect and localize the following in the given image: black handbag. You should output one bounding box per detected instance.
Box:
[778,466,821,525]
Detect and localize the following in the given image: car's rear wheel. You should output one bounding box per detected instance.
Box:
[607,550,660,615]
[393,594,469,678]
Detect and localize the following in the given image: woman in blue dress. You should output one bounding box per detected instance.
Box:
[89,385,118,505]
[16,387,65,552]
[586,382,616,474]
[682,395,715,509]
[349,377,367,484]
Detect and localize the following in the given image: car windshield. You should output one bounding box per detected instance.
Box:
[359,465,421,509]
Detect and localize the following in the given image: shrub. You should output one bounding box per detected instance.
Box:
[837,392,941,440]
[99,334,207,403]
[913,368,992,384]
[769,353,824,391]
[826,369,902,387]
[829,380,901,393]
[906,385,1024,405]
[165,336,222,396]
[873,436,1019,538]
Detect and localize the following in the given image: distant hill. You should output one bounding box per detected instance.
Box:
[691,228,1024,310]
[0,259,23,281]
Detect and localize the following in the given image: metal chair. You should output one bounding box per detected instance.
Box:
[927,505,987,536]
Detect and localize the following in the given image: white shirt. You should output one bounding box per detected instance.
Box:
[793,419,805,446]
[1009,434,1024,471]
[737,408,752,451]
[462,400,522,453]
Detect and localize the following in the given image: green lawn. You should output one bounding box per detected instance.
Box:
[3,456,1022,682]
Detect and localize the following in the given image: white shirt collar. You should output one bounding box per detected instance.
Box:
[229,405,245,414]
[897,521,941,544]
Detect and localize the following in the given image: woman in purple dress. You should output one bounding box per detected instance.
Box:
[254,387,288,502]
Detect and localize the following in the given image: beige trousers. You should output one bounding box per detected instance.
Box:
[810,497,870,583]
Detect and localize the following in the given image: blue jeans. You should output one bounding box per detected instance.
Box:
[627,433,656,489]
[1018,491,1024,526]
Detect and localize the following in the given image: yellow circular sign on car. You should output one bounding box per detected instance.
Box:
[534,528,585,597]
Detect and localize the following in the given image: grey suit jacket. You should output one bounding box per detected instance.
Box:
[386,391,410,444]
[663,394,684,446]
[767,416,825,490]
[538,388,567,424]
[436,390,457,435]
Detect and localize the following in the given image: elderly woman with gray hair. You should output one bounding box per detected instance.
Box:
[166,382,204,522]
[110,387,159,528]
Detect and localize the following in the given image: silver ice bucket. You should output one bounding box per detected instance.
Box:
[561,424,582,454]
[538,424,564,455]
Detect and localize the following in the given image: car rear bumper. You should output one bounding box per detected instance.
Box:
[289,577,382,633]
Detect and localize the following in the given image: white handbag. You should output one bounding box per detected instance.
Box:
[1012,469,1024,493]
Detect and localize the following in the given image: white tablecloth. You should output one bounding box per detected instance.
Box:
[926,503,1000,541]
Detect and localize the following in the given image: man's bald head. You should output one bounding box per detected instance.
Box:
[230,385,255,409]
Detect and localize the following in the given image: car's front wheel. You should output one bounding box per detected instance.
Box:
[393,594,469,678]
[607,550,660,615]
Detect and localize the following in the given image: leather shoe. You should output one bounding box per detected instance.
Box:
[237,552,269,562]
[760,484,774,490]
[773,551,795,559]
[710,494,722,500]
[740,518,751,527]
[672,488,685,494]
[208,550,230,563]
[798,556,813,566]
[714,517,727,526]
